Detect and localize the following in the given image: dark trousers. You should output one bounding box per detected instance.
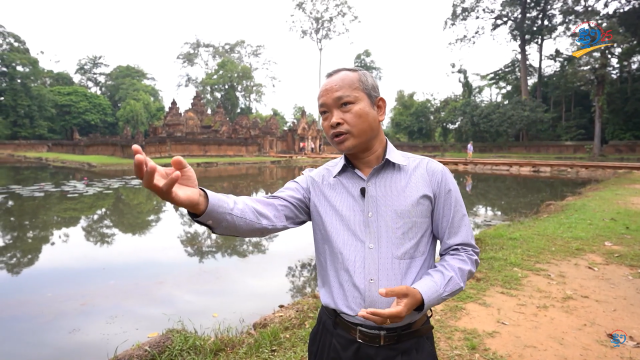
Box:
[308,306,439,360]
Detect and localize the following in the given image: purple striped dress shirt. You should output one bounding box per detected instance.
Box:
[191,139,480,327]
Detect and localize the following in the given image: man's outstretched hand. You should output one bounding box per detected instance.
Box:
[132,144,208,216]
[357,286,424,326]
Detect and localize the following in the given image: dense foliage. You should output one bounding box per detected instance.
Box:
[387,1,639,154]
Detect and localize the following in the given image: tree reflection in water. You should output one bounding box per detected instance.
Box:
[286,257,318,301]
[0,166,165,275]
[0,164,593,277]
[175,207,278,262]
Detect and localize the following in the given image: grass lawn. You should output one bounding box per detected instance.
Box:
[15,152,280,166]
[112,172,640,360]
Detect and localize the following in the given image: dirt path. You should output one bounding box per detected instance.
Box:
[455,255,640,359]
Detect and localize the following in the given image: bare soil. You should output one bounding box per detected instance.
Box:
[456,255,640,359]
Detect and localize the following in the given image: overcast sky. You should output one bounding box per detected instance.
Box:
[2,0,525,125]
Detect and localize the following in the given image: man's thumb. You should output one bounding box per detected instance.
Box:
[171,156,190,171]
[378,287,400,298]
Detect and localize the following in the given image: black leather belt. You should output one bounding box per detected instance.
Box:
[324,306,434,347]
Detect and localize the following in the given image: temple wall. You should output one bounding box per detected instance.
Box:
[143,138,260,157]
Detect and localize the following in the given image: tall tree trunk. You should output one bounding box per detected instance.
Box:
[519,0,530,99]
[561,95,565,125]
[571,91,574,120]
[318,48,323,89]
[550,96,553,112]
[628,61,633,96]
[593,49,608,157]
[536,0,549,101]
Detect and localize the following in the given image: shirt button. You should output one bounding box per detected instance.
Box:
[369,278,374,283]
[369,244,374,249]
[368,212,372,218]
[367,183,372,187]
[206,220,213,225]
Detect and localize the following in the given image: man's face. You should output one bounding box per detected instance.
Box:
[317,71,385,154]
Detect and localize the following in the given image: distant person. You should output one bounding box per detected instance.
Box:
[310,141,315,153]
[300,141,305,154]
[465,175,473,194]
[132,67,479,360]
[467,141,474,161]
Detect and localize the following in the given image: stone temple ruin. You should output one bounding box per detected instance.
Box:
[148,91,324,154]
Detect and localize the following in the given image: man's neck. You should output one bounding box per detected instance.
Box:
[344,136,387,177]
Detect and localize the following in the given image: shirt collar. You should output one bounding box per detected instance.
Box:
[330,138,407,178]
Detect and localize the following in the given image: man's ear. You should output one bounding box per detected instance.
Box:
[376,97,387,124]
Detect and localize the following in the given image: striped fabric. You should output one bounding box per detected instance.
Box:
[192,139,480,328]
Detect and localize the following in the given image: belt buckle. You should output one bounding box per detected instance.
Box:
[356,326,385,346]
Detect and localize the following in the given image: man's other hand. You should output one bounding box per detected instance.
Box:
[132,144,208,216]
[356,286,424,326]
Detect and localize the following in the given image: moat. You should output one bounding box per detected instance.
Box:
[0,163,594,360]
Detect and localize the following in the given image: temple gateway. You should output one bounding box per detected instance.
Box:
[147,91,325,154]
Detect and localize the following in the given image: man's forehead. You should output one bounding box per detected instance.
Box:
[317,72,361,104]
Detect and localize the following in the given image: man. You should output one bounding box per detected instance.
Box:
[132,67,479,360]
[467,141,474,161]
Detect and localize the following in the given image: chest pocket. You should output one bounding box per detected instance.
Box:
[391,206,431,260]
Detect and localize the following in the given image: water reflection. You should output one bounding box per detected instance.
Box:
[454,172,592,232]
[175,207,278,262]
[0,169,165,276]
[286,257,318,301]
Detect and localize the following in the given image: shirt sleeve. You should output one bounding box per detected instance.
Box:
[411,162,480,310]
[189,169,312,238]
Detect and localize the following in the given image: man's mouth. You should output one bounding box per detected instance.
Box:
[334,133,346,140]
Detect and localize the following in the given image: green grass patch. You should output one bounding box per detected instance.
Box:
[17,152,132,164]
[16,152,280,166]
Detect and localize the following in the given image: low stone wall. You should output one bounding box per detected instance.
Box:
[320,141,640,156]
[1,139,639,157]
[445,162,621,179]
[143,137,260,157]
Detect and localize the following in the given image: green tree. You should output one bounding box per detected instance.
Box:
[446,0,538,99]
[353,49,382,81]
[198,58,263,119]
[290,0,359,87]
[389,91,436,142]
[41,70,75,87]
[0,24,55,140]
[177,39,273,114]
[49,86,115,139]
[74,55,109,93]
[103,65,164,135]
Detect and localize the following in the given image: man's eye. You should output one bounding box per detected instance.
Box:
[341,102,350,107]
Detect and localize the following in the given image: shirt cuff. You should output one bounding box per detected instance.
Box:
[188,188,231,232]
[411,277,443,311]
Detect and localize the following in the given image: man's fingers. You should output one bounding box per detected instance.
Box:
[134,154,147,180]
[142,161,158,190]
[161,171,181,194]
[364,307,404,319]
[356,311,403,326]
[132,144,144,156]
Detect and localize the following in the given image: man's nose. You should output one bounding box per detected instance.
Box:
[330,114,344,128]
